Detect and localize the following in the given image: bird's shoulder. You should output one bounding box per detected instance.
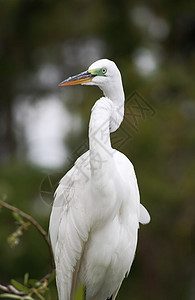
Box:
[59,150,91,188]
[113,150,137,180]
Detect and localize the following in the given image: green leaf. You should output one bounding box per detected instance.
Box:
[27,279,37,288]
[0,294,23,299]
[12,212,23,224]
[74,283,84,300]
[11,279,29,294]
[24,273,29,286]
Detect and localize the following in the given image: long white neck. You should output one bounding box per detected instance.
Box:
[89,99,124,182]
[88,76,125,181]
[88,98,113,184]
[101,77,125,106]
[98,74,125,132]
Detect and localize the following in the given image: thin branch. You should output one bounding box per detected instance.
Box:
[0,200,55,273]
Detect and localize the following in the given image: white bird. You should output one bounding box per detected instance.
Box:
[49,59,150,300]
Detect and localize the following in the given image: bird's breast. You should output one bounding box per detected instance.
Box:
[77,150,140,298]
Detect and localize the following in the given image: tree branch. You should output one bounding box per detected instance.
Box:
[0,199,55,273]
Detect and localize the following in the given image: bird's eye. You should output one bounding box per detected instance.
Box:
[102,67,107,74]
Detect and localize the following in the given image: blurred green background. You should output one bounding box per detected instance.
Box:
[0,0,194,299]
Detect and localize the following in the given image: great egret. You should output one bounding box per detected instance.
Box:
[49,59,150,300]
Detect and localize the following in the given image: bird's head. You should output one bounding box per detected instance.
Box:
[59,59,124,103]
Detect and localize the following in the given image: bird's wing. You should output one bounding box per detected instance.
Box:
[115,151,150,225]
[49,151,90,300]
[139,203,151,224]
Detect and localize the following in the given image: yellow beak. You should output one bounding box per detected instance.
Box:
[58,71,96,86]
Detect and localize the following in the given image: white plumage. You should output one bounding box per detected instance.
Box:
[49,59,150,300]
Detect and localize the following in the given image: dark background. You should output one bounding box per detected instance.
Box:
[0,0,194,299]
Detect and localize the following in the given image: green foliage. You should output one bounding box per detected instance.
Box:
[0,272,53,299]
[74,284,84,300]
[8,213,31,248]
[0,200,55,299]
[0,295,33,299]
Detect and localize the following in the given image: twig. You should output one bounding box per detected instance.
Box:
[0,200,55,273]
[0,284,24,295]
